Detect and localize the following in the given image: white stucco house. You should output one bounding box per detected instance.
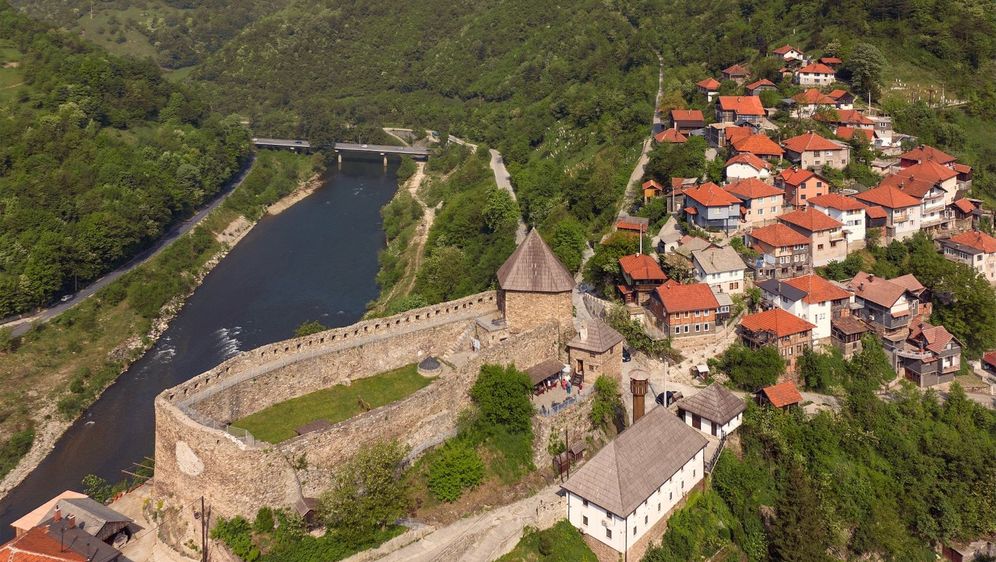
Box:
[757,274,853,345]
[562,407,707,555]
[676,384,746,437]
[691,245,747,295]
[808,193,866,248]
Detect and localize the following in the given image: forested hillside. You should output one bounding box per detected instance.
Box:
[0,2,249,316]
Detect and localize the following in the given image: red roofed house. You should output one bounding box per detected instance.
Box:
[669,109,706,133]
[952,198,979,229]
[745,79,777,96]
[648,281,720,339]
[983,351,996,375]
[818,109,875,129]
[778,208,848,266]
[940,230,996,284]
[724,178,784,228]
[899,144,957,168]
[616,215,651,236]
[721,64,750,85]
[782,132,850,170]
[730,133,784,162]
[716,96,765,124]
[880,161,959,232]
[697,77,721,101]
[895,320,962,387]
[619,253,668,305]
[853,184,922,242]
[757,274,854,345]
[792,88,835,118]
[845,271,931,336]
[795,62,836,86]
[725,153,772,181]
[0,525,87,562]
[683,182,743,234]
[819,56,844,68]
[772,45,805,61]
[808,193,866,246]
[642,179,664,202]
[654,127,687,144]
[739,309,815,373]
[835,127,874,143]
[746,223,813,280]
[776,167,830,209]
[827,89,855,109]
[758,380,804,408]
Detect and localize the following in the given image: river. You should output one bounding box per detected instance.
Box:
[0,157,400,541]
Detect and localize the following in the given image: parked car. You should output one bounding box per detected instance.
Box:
[60,294,74,303]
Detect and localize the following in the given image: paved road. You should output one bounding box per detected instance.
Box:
[489,149,528,243]
[1,155,257,337]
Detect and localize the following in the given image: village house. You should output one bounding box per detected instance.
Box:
[747,223,813,280]
[879,169,956,233]
[729,133,784,162]
[618,253,668,305]
[758,274,853,346]
[725,153,772,181]
[795,62,836,86]
[899,144,957,168]
[567,318,625,385]
[562,406,707,556]
[827,89,855,109]
[722,63,750,85]
[819,56,844,68]
[758,380,803,409]
[791,88,835,118]
[831,315,870,358]
[683,182,742,234]
[739,308,815,373]
[716,96,765,124]
[696,77,721,101]
[772,44,805,61]
[642,179,664,202]
[745,78,777,96]
[654,128,687,144]
[952,198,979,230]
[808,193,867,246]
[845,271,931,336]
[777,167,830,209]
[817,108,875,130]
[673,235,714,260]
[835,126,874,143]
[0,523,124,562]
[676,384,746,437]
[782,131,850,170]
[853,184,922,242]
[691,245,747,295]
[648,280,720,338]
[778,207,848,266]
[983,351,996,375]
[615,215,651,236]
[890,320,962,388]
[669,109,706,133]
[724,178,784,228]
[940,230,996,284]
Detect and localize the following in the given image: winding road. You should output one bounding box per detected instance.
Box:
[0,155,257,337]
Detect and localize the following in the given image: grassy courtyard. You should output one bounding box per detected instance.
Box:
[231,363,432,443]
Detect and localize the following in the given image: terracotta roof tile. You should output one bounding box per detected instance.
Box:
[732,134,784,157]
[952,162,972,174]
[749,223,811,247]
[685,182,742,207]
[619,253,668,281]
[835,126,874,142]
[820,56,843,64]
[723,63,749,76]
[497,230,576,292]
[793,89,835,105]
[808,193,866,211]
[642,179,664,191]
[864,205,887,219]
[697,77,721,90]
[724,178,783,200]
[717,96,765,116]
[953,199,976,214]
[798,62,836,75]
[761,381,804,407]
[845,271,918,308]
[778,167,817,187]
[946,230,996,253]
[782,274,852,304]
[655,281,720,313]
[670,109,705,124]
[778,208,843,232]
[725,153,771,171]
[900,144,956,165]
[782,132,845,153]
[741,309,815,338]
[908,320,955,354]
[983,351,996,369]
[897,160,958,183]
[853,184,921,209]
[746,79,776,91]
[724,126,753,144]
[0,526,87,562]
[828,89,850,99]
[772,45,799,55]
[655,128,688,143]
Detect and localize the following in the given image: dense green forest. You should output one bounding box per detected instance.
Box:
[0,2,249,316]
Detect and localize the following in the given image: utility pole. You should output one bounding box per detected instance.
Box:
[200,496,208,562]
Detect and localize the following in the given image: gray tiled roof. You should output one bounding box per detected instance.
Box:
[692,245,747,275]
[561,406,707,516]
[567,318,624,353]
[497,230,576,292]
[677,384,746,425]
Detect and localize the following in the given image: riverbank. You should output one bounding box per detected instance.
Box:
[0,151,319,502]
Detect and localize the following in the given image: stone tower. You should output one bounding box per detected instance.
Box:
[496,229,576,331]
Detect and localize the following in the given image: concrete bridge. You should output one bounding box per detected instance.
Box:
[251,138,430,162]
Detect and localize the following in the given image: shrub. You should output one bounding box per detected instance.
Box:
[469,364,533,436]
[0,429,34,480]
[710,344,784,391]
[294,320,327,338]
[253,507,275,534]
[211,515,260,561]
[427,441,485,502]
[396,156,417,181]
[590,375,624,432]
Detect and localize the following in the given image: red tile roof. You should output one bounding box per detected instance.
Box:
[742,309,815,338]
[909,320,956,354]
[879,173,937,200]
[782,131,844,153]
[725,153,771,171]
[947,230,996,253]
[864,205,887,219]
[783,274,852,304]
[717,96,765,116]
[778,208,843,232]
[683,206,698,215]
[724,178,783,200]
[900,144,956,165]
[697,77,721,90]
[760,380,804,407]
[827,89,852,100]
[724,126,753,144]
[772,45,800,55]
[616,220,648,232]
[820,56,843,65]
[983,351,996,369]
[745,79,776,91]
[670,109,705,123]
[953,199,976,214]
[732,134,784,157]
[846,271,919,308]
[793,89,835,105]
[684,182,742,207]
[619,254,668,281]
[835,126,873,142]
[749,223,811,247]
[642,179,664,191]
[723,64,749,76]
[898,160,958,183]
[778,167,817,187]
[655,280,720,313]
[0,526,87,562]
[854,184,921,209]
[798,63,836,75]
[655,128,687,143]
[952,162,972,174]
[807,192,866,211]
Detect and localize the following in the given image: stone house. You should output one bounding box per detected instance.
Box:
[618,253,668,305]
[647,281,720,339]
[795,62,836,86]
[682,182,742,234]
[722,63,750,85]
[746,223,813,280]
[715,96,764,124]
[808,193,866,247]
[562,407,707,556]
[691,245,747,295]
[669,109,706,133]
[496,229,575,331]
[782,132,850,170]
[844,271,930,337]
[776,167,830,209]
[831,315,869,358]
[778,208,847,266]
[724,178,784,229]
[739,308,815,374]
[853,184,922,242]
[890,320,962,388]
[725,153,772,181]
[567,318,625,386]
[940,230,996,284]
[676,384,746,437]
[758,273,853,346]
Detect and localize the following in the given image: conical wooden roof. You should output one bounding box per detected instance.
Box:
[497,230,576,293]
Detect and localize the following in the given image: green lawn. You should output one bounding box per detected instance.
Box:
[231,364,432,443]
[497,520,597,562]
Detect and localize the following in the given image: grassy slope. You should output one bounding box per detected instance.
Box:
[231,364,432,443]
[497,520,598,562]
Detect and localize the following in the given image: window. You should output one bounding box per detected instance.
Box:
[693,469,696,477]
[681,480,685,489]
[658,503,661,512]
[633,526,637,536]
[758,208,764,215]
[582,516,588,526]
[674,326,680,335]
[704,323,710,331]
[606,529,612,539]
[645,515,649,524]
[684,325,689,333]
[695,324,700,332]
[730,282,739,289]
[670,491,673,500]
[582,499,588,507]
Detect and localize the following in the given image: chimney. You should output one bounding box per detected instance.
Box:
[66,514,76,528]
[630,370,649,424]
[53,509,62,522]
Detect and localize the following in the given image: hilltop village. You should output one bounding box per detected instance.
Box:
[3,35,996,562]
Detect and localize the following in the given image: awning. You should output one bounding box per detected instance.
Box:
[695,364,709,374]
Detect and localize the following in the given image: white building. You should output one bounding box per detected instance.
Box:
[562,407,707,555]
[691,245,747,295]
[854,184,923,243]
[675,384,746,437]
[807,193,867,248]
[725,153,772,182]
[758,274,853,344]
[795,63,836,86]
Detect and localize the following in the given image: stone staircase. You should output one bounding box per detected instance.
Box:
[440,320,481,365]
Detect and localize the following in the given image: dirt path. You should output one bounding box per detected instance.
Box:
[378,163,431,306]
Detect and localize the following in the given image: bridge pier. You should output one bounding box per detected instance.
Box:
[382,153,387,167]
[337,152,342,169]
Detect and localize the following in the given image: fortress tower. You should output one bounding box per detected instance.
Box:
[496,229,576,331]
